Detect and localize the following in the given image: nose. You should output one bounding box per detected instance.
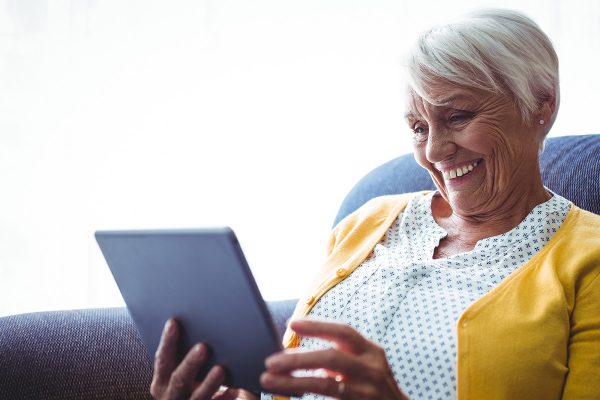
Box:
[425,124,457,163]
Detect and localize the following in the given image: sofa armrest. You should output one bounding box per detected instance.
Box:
[0,301,296,399]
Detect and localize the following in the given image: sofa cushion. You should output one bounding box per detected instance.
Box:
[0,300,296,399]
[0,308,153,399]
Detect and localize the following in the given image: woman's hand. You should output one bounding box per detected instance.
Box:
[150,319,257,400]
[260,319,409,400]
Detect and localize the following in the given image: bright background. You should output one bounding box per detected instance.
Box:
[1,0,599,316]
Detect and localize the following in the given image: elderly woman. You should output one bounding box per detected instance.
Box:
[150,8,600,400]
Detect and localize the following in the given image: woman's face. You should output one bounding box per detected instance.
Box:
[404,82,544,217]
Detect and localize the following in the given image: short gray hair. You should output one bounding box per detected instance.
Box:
[405,8,560,130]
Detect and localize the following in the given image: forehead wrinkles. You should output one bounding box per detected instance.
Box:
[405,90,440,121]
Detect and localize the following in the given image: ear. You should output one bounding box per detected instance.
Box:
[534,94,556,155]
[537,94,556,133]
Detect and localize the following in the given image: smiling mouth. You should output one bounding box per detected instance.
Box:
[442,161,479,180]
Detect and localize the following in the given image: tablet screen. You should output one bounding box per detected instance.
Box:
[95,228,283,392]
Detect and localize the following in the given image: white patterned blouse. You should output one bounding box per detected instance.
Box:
[262,191,570,400]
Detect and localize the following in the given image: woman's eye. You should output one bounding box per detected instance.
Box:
[412,125,428,142]
[448,112,473,123]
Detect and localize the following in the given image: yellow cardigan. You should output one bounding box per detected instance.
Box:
[281,192,600,400]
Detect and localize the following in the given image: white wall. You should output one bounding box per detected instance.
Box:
[1,0,599,316]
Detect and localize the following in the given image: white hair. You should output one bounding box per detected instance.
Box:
[405,8,560,134]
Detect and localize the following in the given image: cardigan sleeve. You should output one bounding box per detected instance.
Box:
[561,269,600,398]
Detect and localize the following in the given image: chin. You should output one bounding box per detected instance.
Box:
[446,192,482,215]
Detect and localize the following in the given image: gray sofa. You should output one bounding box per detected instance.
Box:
[1,135,598,399]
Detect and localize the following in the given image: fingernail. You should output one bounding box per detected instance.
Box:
[260,372,268,384]
[210,365,225,380]
[193,344,205,357]
[265,355,280,370]
[289,319,304,330]
[260,372,274,387]
[164,320,173,334]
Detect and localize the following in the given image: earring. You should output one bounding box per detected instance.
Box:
[539,119,545,125]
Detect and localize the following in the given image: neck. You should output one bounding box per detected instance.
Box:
[432,179,551,249]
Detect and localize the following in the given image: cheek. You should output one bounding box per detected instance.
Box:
[459,122,505,155]
[412,142,430,169]
[466,111,525,153]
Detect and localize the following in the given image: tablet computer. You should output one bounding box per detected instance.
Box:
[95,228,283,392]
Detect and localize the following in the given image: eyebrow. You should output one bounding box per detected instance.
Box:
[404,93,477,121]
[404,111,415,120]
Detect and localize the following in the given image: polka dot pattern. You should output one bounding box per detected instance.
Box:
[262,191,570,400]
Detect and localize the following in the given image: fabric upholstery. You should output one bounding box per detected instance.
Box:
[0,301,296,400]
[539,135,600,214]
[334,134,600,225]
[0,308,152,399]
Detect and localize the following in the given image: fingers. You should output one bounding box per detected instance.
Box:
[151,319,229,400]
[165,344,209,399]
[265,320,409,399]
[260,373,340,399]
[211,387,245,400]
[216,388,259,400]
[265,348,360,377]
[190,366,226,400]
[289,319,370,354]
[152,319,180,390]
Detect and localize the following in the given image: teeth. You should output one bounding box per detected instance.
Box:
[442,161,479,181]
